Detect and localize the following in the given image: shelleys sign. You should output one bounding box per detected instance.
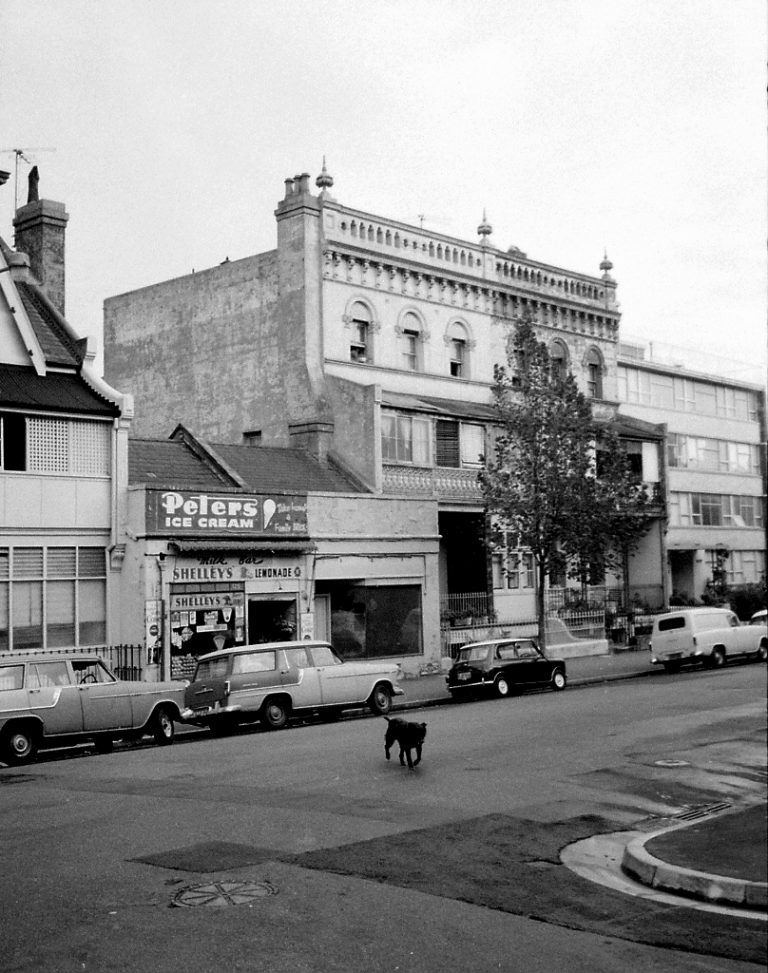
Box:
[145,490,308,535]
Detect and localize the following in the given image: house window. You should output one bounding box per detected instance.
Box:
[550,341,568,382]
[381,412,431,465]
[460,423,485,467]
[0,413,26,470]
[0,414,110,476]
[585,350,602,399]
[400,312,422,371]
[436,420,460,467]
[349,301,372,363]
[0,546,107,652]
[450,338,466,377]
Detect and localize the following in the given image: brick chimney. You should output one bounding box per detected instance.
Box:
[13,171,69,317]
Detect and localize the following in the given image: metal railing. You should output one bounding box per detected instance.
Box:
[440,592,494,626]
[440,610,606,660]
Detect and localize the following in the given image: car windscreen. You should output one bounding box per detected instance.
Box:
[457,645,489,663]
[657,617,686,632]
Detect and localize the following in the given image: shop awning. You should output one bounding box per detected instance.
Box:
[167,539,316,554]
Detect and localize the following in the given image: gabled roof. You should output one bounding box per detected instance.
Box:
[14,282,84,368]
[129,437,364,494]
[0,363,120,416]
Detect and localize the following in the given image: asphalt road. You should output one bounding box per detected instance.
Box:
[0,663,765,972]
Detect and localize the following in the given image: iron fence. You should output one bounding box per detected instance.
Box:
[440,610,606,660]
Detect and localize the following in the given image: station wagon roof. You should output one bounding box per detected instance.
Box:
[196,641,331,662]
[1,653,104,665]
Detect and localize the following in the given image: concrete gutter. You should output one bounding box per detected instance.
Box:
[621,831,768,910]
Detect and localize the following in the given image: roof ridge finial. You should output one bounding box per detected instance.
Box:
[316,156,334,196]
[477,208,493,244]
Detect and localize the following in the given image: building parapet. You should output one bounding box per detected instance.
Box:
[383,464,482,500]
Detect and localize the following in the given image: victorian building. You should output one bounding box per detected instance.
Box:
[104,166,666,668]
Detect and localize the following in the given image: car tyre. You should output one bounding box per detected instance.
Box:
[550,669,566,691]
[709,647,726,668]
[753,644,767,663]
[152,706,175,745]
[261,697,290,730]
[2,726,38,766]
[494,675,511,698]
[368,683,392,716]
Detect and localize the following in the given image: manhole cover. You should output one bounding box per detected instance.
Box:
[654,759,690,767]
[172,880,278,908]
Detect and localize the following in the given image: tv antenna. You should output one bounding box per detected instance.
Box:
[417,213,452,231]
[0,147,56,210]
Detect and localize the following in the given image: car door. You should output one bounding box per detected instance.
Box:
[281,646,321,708]
[510,640,542,684]
[26,661,83,737]
[308,644,358,705]
[71,659,132,731]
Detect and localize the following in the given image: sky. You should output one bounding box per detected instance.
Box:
[2,0,766,383]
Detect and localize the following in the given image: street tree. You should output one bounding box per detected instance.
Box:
[479,315,654,649]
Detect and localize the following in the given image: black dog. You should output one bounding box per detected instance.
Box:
[384,717,427,770]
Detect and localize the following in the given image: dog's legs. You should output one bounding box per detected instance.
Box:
[413,743,422,766]
[401,746,414,769]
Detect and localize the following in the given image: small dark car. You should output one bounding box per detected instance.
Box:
[446,638,567,699]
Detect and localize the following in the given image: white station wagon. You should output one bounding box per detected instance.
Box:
[182,640,404,730]
[0,653,187,765]
[649,607,768,672]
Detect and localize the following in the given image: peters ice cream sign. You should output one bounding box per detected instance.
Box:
[145,490,308,535]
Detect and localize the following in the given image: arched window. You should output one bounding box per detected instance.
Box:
[349,301,372,363]
[401,311,422,371]
[447,322,470,378]
[585,348,603,398]
[550,341,568,383]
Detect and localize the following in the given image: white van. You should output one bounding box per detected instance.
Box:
[649,607,768,672]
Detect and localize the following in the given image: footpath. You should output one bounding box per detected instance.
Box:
[395,647,768,912]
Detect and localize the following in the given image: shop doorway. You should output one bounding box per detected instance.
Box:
[247,597,298,643]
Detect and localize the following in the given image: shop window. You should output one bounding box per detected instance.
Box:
[321,581,422,658]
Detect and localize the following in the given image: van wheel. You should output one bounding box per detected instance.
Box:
[152,706,175,745]
[2,727,38,765]
[261,697,290,729]
[710,647,726,668]
[753,644,768,663]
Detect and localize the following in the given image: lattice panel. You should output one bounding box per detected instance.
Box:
[71,421,111,476]
[27,418,68,473]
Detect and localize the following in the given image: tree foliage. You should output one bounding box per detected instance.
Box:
[479,315,655,648]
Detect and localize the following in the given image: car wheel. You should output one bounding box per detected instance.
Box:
[710,647,726,668]
[2,727,38,766]
[261,697,290,729]
[753,644,767,663]
[94,736,114,754]
[494,675,511,698]
[369,683,392,716]
[662,662,681,673]
[551,669,566,691]
[152,706,175,745]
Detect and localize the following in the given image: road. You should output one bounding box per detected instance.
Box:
[0,663,765,972]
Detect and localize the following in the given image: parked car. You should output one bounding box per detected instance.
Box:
[0,653,187,765]
[649,607,768,672]
[750,609,767,626]
[181,640,404,730]
[446,638,567,699]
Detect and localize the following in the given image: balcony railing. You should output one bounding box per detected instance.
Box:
[383,464,482,500]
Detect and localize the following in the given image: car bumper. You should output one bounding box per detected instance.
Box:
[181,702,243,722]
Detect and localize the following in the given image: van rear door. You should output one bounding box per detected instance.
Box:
[655,615,689,659]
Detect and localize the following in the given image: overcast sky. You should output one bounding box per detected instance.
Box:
[2,0,765,383]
